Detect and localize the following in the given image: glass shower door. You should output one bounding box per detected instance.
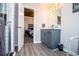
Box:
[0,3,6,56]
[0,3,12,56]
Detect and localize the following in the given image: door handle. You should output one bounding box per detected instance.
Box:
[17,26,22,28]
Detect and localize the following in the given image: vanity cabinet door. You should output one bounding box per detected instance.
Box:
[45,30,52,48]
[44,31,48,45]
[41,30,45,43]
[51,29,60,49]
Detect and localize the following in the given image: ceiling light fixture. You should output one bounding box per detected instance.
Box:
[48,3,63,11]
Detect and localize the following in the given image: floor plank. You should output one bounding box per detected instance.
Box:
[16,36,67,56]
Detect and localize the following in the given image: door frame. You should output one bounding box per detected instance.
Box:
[24,7,34,43]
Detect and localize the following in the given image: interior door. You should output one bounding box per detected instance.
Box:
[18,4,24,51]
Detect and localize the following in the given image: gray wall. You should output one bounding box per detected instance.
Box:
[61,3,79,55]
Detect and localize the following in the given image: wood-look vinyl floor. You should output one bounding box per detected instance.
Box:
[15,36,67,56]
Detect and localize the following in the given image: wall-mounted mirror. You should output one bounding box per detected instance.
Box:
[57,16,61,25]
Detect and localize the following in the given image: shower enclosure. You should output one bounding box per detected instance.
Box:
[0,3,14,56]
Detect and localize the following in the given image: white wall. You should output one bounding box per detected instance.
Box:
[23,3,61,43]
[24,16,34,30]
[61,3,79,55]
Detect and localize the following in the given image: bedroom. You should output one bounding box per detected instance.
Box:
[24,8,34,43]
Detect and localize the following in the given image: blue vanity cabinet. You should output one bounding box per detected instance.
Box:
[41,29,60,49]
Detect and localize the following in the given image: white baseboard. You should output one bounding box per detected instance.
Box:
[63,48,78,56]
[34,41,41,43]
[53,48,58,51]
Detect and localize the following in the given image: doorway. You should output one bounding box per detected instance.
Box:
[24,8,34,44]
